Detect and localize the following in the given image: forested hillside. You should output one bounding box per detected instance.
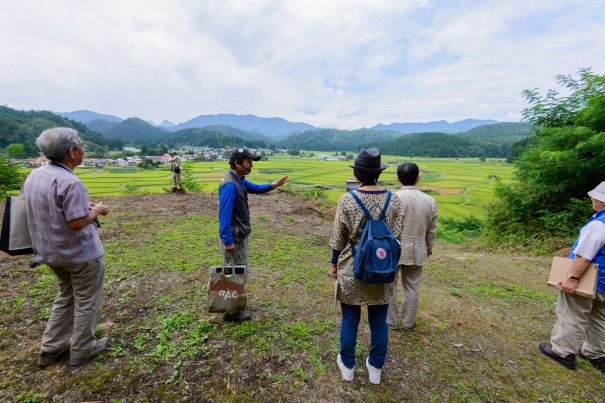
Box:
[94,117,272,147]
[0,107,267,156]
[371,132,484,157]
[169,128,266,148]
[0,106,122,157]
[173,113,317,137]
[102,118,169,144]
[463,122,533,138]
[279,128,400,151]
[363,122,532,158]
[85,119,121,134]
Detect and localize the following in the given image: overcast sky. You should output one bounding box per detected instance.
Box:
[1,1,604,129]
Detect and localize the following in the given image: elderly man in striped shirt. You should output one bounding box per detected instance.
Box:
[23,127,112,368]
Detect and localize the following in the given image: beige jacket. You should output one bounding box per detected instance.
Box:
[395,186,438,266]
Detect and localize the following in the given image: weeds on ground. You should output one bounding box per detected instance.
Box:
[1,194,603,402]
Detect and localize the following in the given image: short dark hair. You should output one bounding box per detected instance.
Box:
[354,168,381,186]
[229,157,246,170]
[397,162,419,186]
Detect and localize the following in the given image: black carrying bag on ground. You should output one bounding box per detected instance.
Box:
[0,195,34,256]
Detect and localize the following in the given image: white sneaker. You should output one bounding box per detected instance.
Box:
[366,357,382,384]
[337,353,354,381]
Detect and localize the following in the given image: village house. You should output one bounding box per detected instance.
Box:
[27,157,50,166]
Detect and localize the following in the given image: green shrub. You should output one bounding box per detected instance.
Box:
[181,161,203,192]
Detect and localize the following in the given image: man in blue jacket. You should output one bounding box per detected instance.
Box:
[218,148,288,321]
[539,182,605,372]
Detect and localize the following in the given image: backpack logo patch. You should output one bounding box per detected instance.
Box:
[376,248,387,259]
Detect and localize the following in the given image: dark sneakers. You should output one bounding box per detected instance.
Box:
[222,311,252,322]
[69,337,112,367]
[539,342,576,370]
[38,344,70,369]
[578,348,605,372]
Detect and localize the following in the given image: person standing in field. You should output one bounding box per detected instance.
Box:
[387,162,438,331]
[329,148,404,384]
[23,127,112,368]
[218,148,288,322]
[169,150,185,193]
[539,181,605,372]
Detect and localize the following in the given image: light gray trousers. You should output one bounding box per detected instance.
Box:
[41,256,105,362]
[387,264,423,329]
[219,236,249,282]
[551,291,605,359]
[172,172,183,189]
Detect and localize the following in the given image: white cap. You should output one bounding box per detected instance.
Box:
[588,181,605,202]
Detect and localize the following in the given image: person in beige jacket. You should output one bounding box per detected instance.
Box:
[387,162,438,330]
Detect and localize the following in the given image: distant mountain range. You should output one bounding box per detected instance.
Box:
[57,110,316,138]
[57,110,502,138]
[371,118,498,134]
[0,107,531,158]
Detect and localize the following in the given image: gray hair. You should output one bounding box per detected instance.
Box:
[36,127,83,161]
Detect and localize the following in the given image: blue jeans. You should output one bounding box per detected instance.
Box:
[339,303,389,369]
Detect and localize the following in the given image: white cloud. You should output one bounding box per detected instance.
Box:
[1,0,604,129]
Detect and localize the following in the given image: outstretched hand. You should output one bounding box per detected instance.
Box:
[272,175,289,188]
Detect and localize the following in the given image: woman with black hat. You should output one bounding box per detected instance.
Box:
[329,148,404,384]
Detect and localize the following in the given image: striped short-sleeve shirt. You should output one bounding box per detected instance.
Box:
[23,163,103,265]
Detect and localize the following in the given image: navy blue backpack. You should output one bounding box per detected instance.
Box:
[349,191,400,284]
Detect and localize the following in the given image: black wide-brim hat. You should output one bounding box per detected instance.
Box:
[229,148,262,164]
[349,148,387,172]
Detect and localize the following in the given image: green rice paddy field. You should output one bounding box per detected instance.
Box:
[72,157,514,220]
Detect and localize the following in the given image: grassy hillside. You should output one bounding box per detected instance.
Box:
[0,193,600,402]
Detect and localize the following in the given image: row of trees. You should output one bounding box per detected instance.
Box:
[485,68,605,247]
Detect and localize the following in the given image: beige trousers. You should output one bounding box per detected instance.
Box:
[41,256,105,362]
[172,172,183,189]
[387,264,423,329]
[550,291,605,358]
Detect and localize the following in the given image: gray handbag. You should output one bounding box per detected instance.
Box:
[0,195,33,256]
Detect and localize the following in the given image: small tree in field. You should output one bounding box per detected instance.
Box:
[485,68,605,247]
[180,161,203,192]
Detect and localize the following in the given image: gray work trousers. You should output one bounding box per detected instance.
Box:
[41,256,105,362]
[172,172,183,189]
[219,236,249,282]
[551,291,605,359]
[387,264,423,329]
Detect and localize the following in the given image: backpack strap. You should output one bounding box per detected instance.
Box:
[349,191,371,218]
[379,191,392,220]
[348,191,368,255]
